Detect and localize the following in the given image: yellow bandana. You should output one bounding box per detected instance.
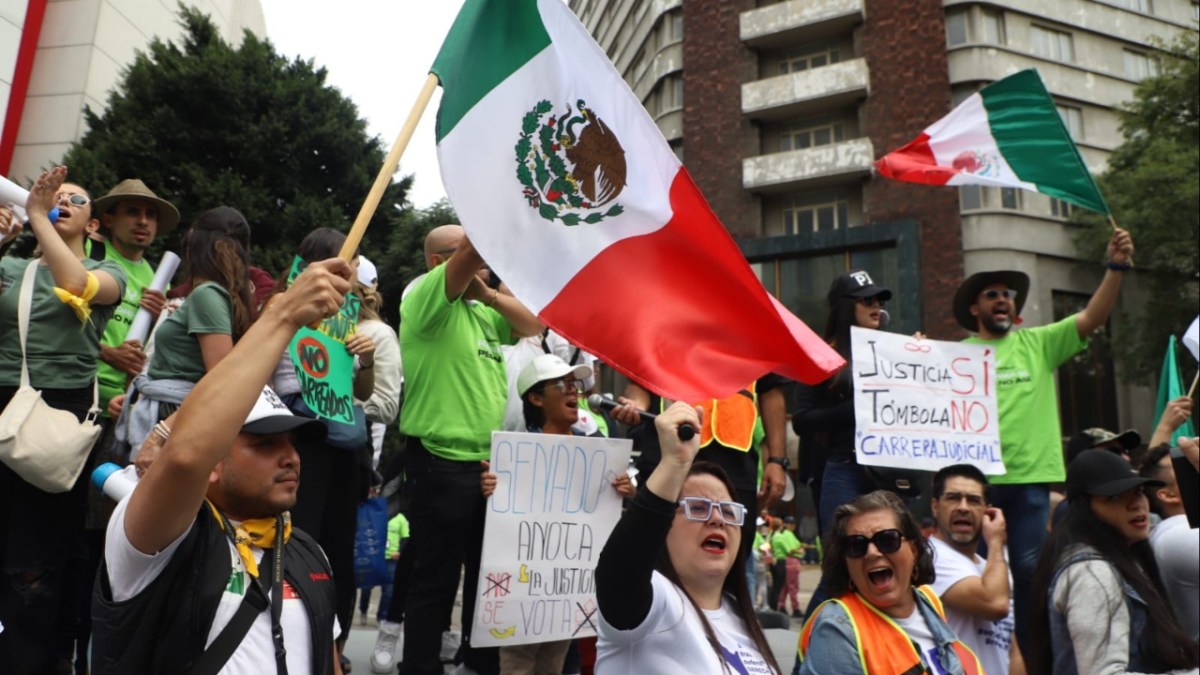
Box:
[53,271,99,324]
[207,500,293,579]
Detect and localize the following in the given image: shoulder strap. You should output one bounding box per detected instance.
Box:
[17,260,38,388]
[183,547,275,675]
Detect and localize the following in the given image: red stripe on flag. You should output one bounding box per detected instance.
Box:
[873,132,957,185]
[539,169,843,401]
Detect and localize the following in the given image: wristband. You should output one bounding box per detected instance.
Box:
[1107,261,1132,271]
[360,360,374,369]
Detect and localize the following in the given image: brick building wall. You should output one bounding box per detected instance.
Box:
[681,0,760,238]
[861,0,964,339]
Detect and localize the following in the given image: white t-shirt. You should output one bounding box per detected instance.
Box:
[929,536,1014,675]
[596,572,773,675]
[105,496,339,674]
[1149,514,1200,641]
[893,609,942,673]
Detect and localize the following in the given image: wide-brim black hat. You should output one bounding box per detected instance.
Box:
[953,271,1030,332]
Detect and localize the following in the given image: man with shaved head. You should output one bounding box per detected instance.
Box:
[375,224,541,675]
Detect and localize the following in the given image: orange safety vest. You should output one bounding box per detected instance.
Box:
[663,383,758,451]
[797,586,983,675]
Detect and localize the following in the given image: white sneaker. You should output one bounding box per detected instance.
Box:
[440,629,461,663]
[370,620,402,673]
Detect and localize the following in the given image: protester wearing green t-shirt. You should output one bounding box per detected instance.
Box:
[952,226,1134,661]
[92,178,180,414]
[0,167,128,671]
[373,225,542,675]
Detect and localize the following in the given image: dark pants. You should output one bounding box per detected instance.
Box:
[291,441,362,643]
[986,483,1049,662]
[0,386,94,675]
[400,441,497,675]
[385,534,416,623]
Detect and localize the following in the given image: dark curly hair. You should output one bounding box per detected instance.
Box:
[821,490,935,597]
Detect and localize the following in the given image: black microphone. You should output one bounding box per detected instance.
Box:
[587,394,697,441]
[878,308,890,329]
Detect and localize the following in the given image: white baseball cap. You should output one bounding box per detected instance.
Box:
[241,386,326,441]
[357,255,378,288]
[517,354,592,397]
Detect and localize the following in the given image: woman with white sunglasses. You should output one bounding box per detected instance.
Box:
[595,402,781,674]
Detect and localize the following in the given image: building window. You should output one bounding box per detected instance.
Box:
[780,117,845,151]
[1107,0,1152,12]
[660,9,682,45]
[1057,104,1084,140]
[960,186,983,211]
[1050,197,1073,218]
[1031,25,1074,62]
[1123,49,1158,80]
[782,190,850,234]
[658,74,683,114]
[946,9,968,46]
[1053,291,1118,432]
[981,8,1005,45]
[778,45,842,74]
[1000,187,1021,210]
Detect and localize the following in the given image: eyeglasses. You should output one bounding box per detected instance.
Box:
[980,289,1018,301]
[939,492,985,507]
[539,379,583,394]
[842,528,905,558]
[856,297,884,308]
[56,193,90,207]
[678,497,746,526]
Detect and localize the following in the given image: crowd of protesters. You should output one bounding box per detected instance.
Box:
[0,166,1196,675]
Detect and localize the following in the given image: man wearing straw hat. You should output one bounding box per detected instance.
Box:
[92,178,180,415]
[952,225,1133,659]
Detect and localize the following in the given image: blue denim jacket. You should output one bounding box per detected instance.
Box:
[796,588,974,675]
[1048,547,1150,675]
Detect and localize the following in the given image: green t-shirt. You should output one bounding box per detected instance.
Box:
[399,264,514,461]
[770,529,801,559]
[0,257,126,389]
[964,315,1087,484]
[147,282,232,383]
[96,248,156,409]
[386,513,410,558]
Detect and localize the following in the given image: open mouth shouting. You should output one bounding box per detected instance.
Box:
[701,532,727,555]
[866,565,895,590]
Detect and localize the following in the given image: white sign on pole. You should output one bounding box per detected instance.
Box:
[851,326,1004,474]
[471,431,632,648]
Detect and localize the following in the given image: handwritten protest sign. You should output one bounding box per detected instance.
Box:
[472,431,632,647]
[851,326,1003,474]
[286,256,360,424]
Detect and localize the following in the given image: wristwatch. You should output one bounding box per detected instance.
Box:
[767,456,790,470]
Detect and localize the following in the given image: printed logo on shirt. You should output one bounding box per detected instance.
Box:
[225,570,246,596]
[718,644,772,675]
[924,647,950,675]
[283,580,300,601]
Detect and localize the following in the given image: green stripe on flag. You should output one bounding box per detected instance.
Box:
[1155,336,1197,443]
[431,0,551,142]
[982,70,1110,215]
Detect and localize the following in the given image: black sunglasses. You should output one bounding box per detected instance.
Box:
[843,528,905,558]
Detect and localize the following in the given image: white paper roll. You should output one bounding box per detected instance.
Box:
[125,251,181,344]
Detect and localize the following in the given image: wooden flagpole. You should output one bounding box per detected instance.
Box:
[1188,371,1199,400]
[338,73,441,261]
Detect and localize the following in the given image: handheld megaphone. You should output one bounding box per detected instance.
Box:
[0,174,59,224]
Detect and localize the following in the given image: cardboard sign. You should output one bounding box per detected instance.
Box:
[851,326,1004,474]
[286,256,360,424]
[471,432,632,647]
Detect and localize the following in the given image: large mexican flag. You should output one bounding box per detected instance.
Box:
[875,69,1109,214]
[431,0,843,400]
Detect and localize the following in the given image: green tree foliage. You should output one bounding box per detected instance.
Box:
[371,198,457,327]
[59,6,411,276]
[1073,30,1199,383]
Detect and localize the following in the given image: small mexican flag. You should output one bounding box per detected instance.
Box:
[431,0,843,400]
[875,69,1109,215]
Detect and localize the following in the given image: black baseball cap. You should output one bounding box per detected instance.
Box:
[828,270,892,305]
[1066,449,1163,500]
